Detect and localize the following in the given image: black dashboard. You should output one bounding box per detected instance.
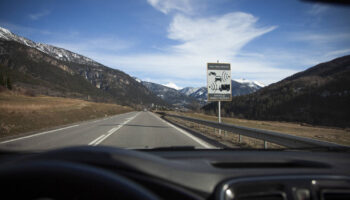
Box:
[0,146,349,200]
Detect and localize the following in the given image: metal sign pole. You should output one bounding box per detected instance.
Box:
[217,60,222,135]
[218,101,221,135]
[218,101,221,123]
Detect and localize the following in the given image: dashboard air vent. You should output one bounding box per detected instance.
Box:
[236,192,285,200]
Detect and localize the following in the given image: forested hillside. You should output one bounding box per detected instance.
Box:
[203,55,350,127]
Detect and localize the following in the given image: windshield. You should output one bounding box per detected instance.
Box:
[0,0,349,151]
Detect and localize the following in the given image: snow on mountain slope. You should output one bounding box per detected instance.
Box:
[162,82,182,90]
[234,78,265,88]
[189,87,207,103]
[179,87,200,96]
[141,81,198,109]
[0,27,100,67]
[181,80,264,104]
[133,77,142,83]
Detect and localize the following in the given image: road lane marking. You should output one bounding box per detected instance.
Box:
[108,127,120,134]
[149,112,214,149]
[0,124,80,144]
[89,112,140,146]
[88,134,106,145]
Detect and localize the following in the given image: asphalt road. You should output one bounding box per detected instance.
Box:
[0,111,214,151]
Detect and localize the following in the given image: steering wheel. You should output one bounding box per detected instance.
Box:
[0,160,159,200]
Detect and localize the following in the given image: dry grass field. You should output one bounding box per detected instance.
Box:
[164,111,350,148]
[0,91,133,139]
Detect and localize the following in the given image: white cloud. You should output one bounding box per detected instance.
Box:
[308,4,328,15]
[163,82,182,90]
[287,32,350,67]
[29,10,50,20]
[325,48,350,58]
[292,32,350,44]
[43,2,288,87]
[147,0,193,14]
[168,13,276,58]
[51,37,134,54]
[57,11,281,87]
[0,21,52,36]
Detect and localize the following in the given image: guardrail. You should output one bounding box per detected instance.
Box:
[157,112,347,149]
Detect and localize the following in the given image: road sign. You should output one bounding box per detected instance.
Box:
[207,63,232,101]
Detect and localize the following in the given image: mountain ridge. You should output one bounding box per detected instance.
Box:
[0,27,100,67]
[0,27,166,107]
[140,80,199,109]
[179,80,264,103]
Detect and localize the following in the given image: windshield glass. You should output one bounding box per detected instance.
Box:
[0,0,349,151]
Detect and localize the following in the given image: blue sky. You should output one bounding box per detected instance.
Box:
[1,0,350,88]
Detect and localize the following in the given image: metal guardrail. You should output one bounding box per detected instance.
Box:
[158,112,347,148]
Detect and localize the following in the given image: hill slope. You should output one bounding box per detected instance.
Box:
[202,55,350,127]
[0,27,166,107]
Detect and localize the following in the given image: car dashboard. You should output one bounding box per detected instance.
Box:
[0,146,349,200]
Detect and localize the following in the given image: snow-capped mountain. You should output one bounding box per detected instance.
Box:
[179,87,200,96]
[0,26,167,107]
[0,27,100,67]
[140,81,199,109]
[162,82,182,90]
[180,80,264,104]
[133,77,142,83]
[234,78,265,88]
[188,87,207,103]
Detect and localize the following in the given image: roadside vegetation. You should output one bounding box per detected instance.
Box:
[163,111,350,147]
[0,90,133,139]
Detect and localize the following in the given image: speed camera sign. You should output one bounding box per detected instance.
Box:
[207,63,232,101]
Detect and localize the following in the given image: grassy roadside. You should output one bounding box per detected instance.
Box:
[164,111,350,147]
[0,91,133,139]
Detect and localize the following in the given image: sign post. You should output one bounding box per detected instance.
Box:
[218,101,221,123]
[207,63,232,134]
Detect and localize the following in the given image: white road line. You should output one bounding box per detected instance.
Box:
[88,134,105,145]
[89,112,140,146]
[149,112,214,149]
[108,127,119,134]
[0,124,80,144]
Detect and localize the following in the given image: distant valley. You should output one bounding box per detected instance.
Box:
[179,79,264,104]
[134,78,264,109]
[4,26,347,129]
[0,27,265,110]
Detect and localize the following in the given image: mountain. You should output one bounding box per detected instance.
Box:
[188,87,207,103]
[0,27,99,67]
[140,81,199,109]
[179,87,199,96]
[232,79,265,95]
[202,55,350,127]
[0,27,166,107]
[162,82,182,90]
[179,80,264,103]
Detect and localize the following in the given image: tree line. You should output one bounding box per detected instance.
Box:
[0,72,12,90]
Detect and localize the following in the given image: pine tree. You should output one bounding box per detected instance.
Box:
[0,72,4,86]
[6,76,12,90]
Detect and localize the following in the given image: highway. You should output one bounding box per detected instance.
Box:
[0,111,214,151]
